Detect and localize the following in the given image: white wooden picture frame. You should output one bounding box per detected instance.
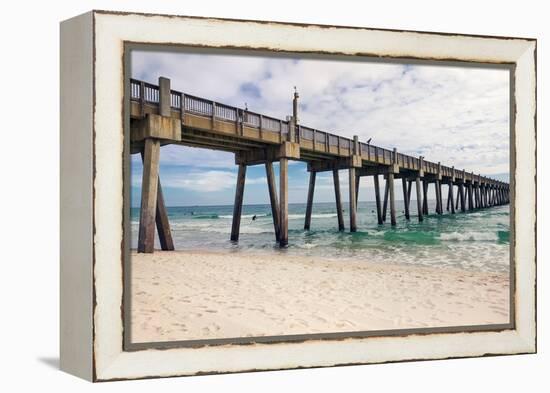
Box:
[60,10,536,381]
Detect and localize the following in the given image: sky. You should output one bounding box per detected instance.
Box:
[130,49,510,207]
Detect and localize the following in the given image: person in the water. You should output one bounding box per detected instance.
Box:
[252,215,257,221]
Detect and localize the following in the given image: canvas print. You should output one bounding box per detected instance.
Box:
[127,48,511,346]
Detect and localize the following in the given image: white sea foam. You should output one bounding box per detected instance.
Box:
[288,213,337,220]
[297,243,318,249]
[170,221,272,235]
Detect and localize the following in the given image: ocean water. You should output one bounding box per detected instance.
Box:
[130,200,510,273]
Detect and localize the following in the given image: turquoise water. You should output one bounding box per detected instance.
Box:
[131,201,510,273]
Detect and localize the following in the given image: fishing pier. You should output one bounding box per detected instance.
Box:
[130,77,509,252]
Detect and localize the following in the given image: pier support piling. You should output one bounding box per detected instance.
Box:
[415,177,423,222]
[468,183,474,211]
[154,179,175,251]
[355,173,360,206]
[436,180,443,215]
[230,164,247,242]
[388,172,396,226]
[374,174,383,225]
[422,179,429,215]
[138,138,161,253]
[139,149,174,251]
[382,177,390,222]
[402,177,410,220]
[265,162,281,241]
[459,183,466,212]
[449,183,455,214]
[333,169,345,231]
[349,167,358,232]
[304,171,316,231]
[279,158,289,246]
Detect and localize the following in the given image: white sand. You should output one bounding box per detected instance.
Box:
[130,250,509,343]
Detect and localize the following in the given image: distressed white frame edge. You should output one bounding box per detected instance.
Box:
[60,11,94,381]
[61,10,536,382]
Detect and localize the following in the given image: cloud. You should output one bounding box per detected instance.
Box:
[239,82,262,99]
[159,170,266,192]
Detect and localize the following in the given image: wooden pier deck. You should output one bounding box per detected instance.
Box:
[129,77,510,252]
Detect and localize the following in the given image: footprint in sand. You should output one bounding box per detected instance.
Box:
[424,300,436,309]
[336,320,356,328]
[171,323,188,332]
[313,315,328,323]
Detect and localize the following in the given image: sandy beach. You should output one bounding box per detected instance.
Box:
[130,250,509,343]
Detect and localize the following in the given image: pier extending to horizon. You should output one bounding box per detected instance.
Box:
[129,77,509,252]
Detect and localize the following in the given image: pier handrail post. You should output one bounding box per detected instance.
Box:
[158,76,171,117]
[139,80,145,117]
[180,92,185,122]
[290,87,299,142]
[211,101,217,129]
